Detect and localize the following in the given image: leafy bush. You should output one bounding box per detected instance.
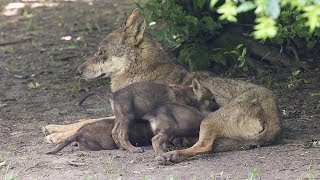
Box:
[134,0,320,71]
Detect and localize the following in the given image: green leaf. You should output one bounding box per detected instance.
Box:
[253,17,278,39]
[210,0,219,8]
[310,92,320,97]
[292,69,300,76]
[237,1,257,13]
[217,0,237,22]
[200,16,216,32]
[307,40,317,48]
[303,5,320,32]
[27,82,41,89]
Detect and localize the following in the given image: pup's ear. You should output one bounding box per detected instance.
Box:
[124,8,146,46]
[192,78,214,102]
[192,78,204,100]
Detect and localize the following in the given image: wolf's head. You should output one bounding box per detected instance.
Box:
[76,9,146,80]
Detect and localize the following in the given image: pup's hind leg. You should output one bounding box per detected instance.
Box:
[152,134,168,155]
[157,119,220,164]
[111,121,124,149]
[117,122,144,153]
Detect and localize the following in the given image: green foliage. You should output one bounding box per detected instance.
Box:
[135,0,320,71]
[179,43,247,71]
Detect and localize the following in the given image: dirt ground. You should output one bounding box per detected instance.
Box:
[0,0,320,179]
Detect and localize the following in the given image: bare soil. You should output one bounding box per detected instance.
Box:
[0,1,320,179]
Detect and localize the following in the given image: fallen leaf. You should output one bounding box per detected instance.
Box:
[27,82,41,89]
[0,161,7,168]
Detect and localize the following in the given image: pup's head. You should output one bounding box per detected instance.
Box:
[76,8,146,80]
[169,78,218,111]
[191,78,219,111]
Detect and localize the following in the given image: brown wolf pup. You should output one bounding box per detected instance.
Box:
[43,9,281,163]
[46,119,153,154]
[142,102,213,155]
[108,80,215,153]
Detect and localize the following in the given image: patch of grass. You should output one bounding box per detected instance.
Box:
[168,175,178,180]
[248,168,259,180]
[83,174,99,180]
[4,47,16,54]
[67,43,78,50]
[4,164,18,180]
[141,176,149,180]
[22,7,30,17]
[101,160,113,174]
[31,40,40,48]
[306,163,315,180]
[27,18,37,31]
[287,69,303,88]
[310,92,320,97]
[71,76,84,92]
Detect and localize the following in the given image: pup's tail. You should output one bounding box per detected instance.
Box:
[78,91,112,105]
[46,134,78,155]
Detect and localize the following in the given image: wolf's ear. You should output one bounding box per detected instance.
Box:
[124,8,146,46]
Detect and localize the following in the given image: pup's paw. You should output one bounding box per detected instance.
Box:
[45,132,67,144]
[130,147,144,153]
[156,150,179,165]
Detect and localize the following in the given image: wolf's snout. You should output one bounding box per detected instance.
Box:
[76,68,83,76]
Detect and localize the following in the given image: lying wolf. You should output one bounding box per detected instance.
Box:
[43,9,281,163]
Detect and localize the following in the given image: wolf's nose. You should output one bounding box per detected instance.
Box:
[76,68,82,76]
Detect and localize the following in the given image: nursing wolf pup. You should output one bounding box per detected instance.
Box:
[43,9,281,163]
[46,118,152,154]
[108,80,215,153]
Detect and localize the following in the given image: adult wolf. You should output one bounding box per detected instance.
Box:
[43,9,281,163]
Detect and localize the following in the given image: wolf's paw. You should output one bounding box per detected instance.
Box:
[45,132,68,144]
[156,150,179,165]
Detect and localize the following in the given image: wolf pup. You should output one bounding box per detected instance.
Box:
[109,80,215,153]
[142,100,215,155]
[46,118,153,154]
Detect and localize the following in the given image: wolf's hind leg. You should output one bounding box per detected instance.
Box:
[43,116,115,144]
